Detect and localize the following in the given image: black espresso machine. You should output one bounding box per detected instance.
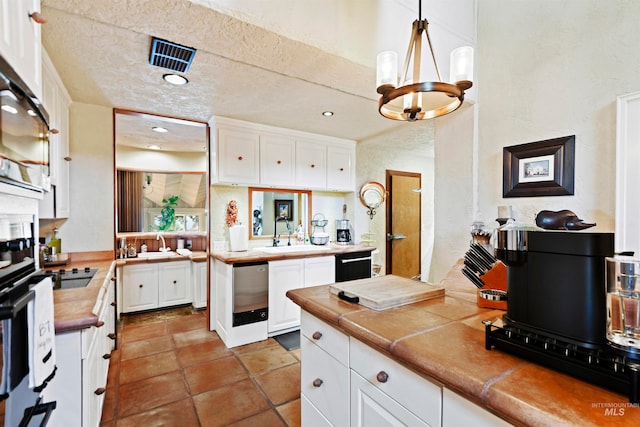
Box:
[486,228,640,403]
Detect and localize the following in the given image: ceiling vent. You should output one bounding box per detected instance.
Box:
[149,37,196,73]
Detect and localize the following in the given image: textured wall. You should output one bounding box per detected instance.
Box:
[476,0,640,231]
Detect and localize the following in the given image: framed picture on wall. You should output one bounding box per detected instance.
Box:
[275,199,293,220]
[503,135,575,197]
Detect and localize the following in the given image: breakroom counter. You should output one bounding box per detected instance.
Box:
[286,261,640,426]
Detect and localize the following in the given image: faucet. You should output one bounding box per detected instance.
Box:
[156,233,170,252]
[273,215,292,246]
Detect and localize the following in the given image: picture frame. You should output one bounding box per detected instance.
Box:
[274,199,293,220]
[503,135,575,198]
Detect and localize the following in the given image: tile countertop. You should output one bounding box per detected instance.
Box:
[286,261,640,426]
[51,251,207,334]
[211,244,375,264]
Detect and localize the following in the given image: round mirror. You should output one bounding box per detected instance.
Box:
[359,182,386,219]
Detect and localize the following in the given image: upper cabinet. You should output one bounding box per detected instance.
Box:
[210,117,356,191]
[0,0,44,99]
[39,49,71,219]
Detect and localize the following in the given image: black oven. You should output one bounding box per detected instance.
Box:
[0,54,50,193]
[0,214,57,425]
[335,251,372,282]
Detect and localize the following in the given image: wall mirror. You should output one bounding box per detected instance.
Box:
[115,109,209,233]
[249,187,311,239]
[359,181,386,219]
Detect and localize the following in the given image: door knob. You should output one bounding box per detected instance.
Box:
[387,233,407,241]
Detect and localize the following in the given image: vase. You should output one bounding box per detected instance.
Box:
[228,224,248,252]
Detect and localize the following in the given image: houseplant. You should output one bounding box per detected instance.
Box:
[158,195,179,231]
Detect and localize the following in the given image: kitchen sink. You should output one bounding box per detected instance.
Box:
[136,251,175,258]
[253,245,330,254]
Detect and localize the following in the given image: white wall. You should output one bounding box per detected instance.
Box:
[56,103,114,252]
[356,120,436,281]
[476,0,640,233]
[116,145,206,172]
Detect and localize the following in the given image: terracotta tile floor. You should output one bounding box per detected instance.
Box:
[100,307,301,426]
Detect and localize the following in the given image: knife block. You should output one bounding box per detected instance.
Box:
[477,262,507,310]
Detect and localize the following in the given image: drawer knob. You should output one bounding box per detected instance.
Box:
[173,280,177,284]
[312,331,322,340]
[107,333,116,340]
[111,301,116,307]
[312,378,323,388]
[139,284,143,288]
[103,353,111,360]
[29,11,47,24]
[238,156,243,161]
[310,164,315,168]
[94,387,106,396]
[339,167,344,171]
[95,321,105,328]
[111,277,116,282]
[376,371,389,383]
[277,160,282,164]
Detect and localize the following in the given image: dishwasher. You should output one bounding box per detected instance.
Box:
[233,261,269,327]
[335,251,372,282]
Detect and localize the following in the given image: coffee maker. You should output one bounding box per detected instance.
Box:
[335,220,352,245]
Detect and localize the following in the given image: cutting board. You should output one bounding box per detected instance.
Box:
[329,275,445,311]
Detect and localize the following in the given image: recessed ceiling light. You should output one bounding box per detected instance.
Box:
[163,74,188,85]
[322,111,334,117]
[148,144,161,150]
[152,126,168,133]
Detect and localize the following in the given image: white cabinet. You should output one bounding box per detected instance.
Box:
[295,140,327,188]
[44,266,116,427]
[0,0,43,99]
[301,311,350,427]
[210,116,356,190]
[268,259,305,333]
[121,263,158,313]
[213,126,260,185]
[327,145,355,191]
[260,134,295,185]
[158,260,192,307]
[192,260,207,309]
[269,256,335,334]
[442,388,511,427]
[39,49,71,219]
[350,338,442,427]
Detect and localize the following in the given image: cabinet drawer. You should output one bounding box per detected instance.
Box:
[301,394,333,427]
[350,338,442,427]
[301,310,349,366]
[301,336,349,427]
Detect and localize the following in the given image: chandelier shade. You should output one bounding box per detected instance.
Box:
[376,1,473,121]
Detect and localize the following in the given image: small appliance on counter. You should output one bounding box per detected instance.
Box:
[487,228,640,403]
[336,219,353,245]
[606,256,640,357]
[310,213,329,245]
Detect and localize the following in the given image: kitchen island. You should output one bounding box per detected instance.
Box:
[287,262,640,426]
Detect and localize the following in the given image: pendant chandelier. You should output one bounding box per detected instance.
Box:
[376,1,473,121]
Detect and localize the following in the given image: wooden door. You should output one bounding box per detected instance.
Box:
[386,170,421,279]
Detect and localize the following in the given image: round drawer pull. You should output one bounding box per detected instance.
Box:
[277,160,282,164]
[95,321,105,328]
[310,164,315,168]
[94,387,106,396]
[111,301,116,307]
[339,167,344,171]
[103,353,111,360]
[107,333,116,340]
[238,156,243,161]
[312,331,322,340]
[49,128,59,135]
[64,156,72,162]
[139,284,143,288]
[111,276,116,282]
[173,280,177,284]
[376,371,389,383]
[312,378,323,388]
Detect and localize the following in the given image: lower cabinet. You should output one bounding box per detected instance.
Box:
[301,310,512,427]
[269,256,335,334]
[43,267,116,427]
[120,260,191,314]
[192,260,207,309]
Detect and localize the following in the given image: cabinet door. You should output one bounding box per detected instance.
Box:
[268,259,304,333]
[296,140,327,188]
[192,261,207,309]
[350,370,429,427]
[304,256,335,287]
[327,145,355,191]
[301,336,349,427]
[442,388,511,427]
[159,261,191,307]
[260,134,295,185]
[121,264,158,312]
[216,127,260,184]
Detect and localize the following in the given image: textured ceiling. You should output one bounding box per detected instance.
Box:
[40,0,476,148]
